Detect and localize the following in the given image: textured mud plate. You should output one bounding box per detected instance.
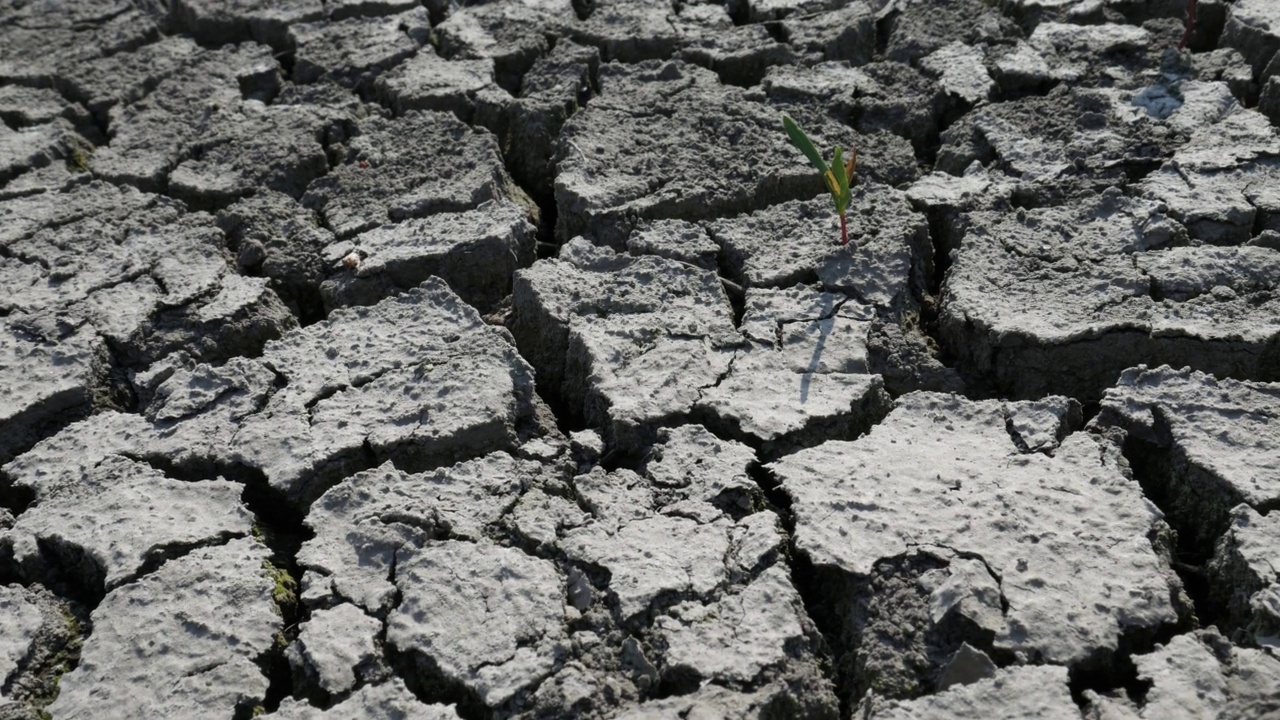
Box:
[1,0,1279,717]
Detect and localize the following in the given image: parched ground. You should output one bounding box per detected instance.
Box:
[1,0,1279,718]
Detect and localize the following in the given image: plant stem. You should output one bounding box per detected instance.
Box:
[1178,0,1196,50]
[840,213,848,246]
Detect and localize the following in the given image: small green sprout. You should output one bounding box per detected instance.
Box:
[262,560,298,618]
[783,114,857,246]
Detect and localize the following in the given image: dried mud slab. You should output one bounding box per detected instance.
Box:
[389,541,569,711]
[1093,366,1280,542]
[0,583,80,715]
[217,190,336,322]
[46,537,281,718]
[0,318,109,463]
[515,234,922,453]
[937,83,1183,201]
[881,0,1019,65]
[1222,0,1280,86]
[320,198,536,313]
[431,0,568,91]
[732,0,841,24]
[766,60,949,159]
[292,451,575,714]
[566,0,795,86]
[288,8,431,89]
[0,0,159,86]
[1137,95,1280,245]
[293,423,835,717]
[203,279,538,505]
[1084,629,1280,719]
[302,111,524,240]
[521,425,838,718]
[285,602,386,698]
[1,184,226,318]
[0,585,43,691]
[2,454,252,600]
[295,451,548,613]
[513,239,742,448]
[88,43,295,194]
[52,36,208,124]
[0,181,296,456]
[499,40,598,203]
[1209,506,1280,647]
[169,0,325,49]
[374,45,509,125]
[774,1,875,65]
[553,59,913,247]
[771,392,1186,699]
[694,285,890,456]
[941,191,1280,400]
[559,473,735,621]
[675,6,797,87]
[165,100,338,208]
[1092,366,1280,642]
[560,0,689,64]
[2,279,536,509]
[0,118,88,191]
[709,184,931,295]
[624,218,720,269]
[5,0,1280,717]
[269,679,462,719]
[858,665,1077,719]
[919,42,995,107]
[904,165,1018,255]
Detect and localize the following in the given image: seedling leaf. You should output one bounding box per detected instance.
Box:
[823,169,839,196]
[782,113,858,246]
[783,115,830,177]
[831,146,850,214]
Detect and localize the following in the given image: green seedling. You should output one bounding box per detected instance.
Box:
[783,114,857,246]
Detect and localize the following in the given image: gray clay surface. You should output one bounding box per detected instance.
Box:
[1,1,1278,718]
[770,392,1187,699]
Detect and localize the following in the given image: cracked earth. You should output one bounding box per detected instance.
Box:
[1,0,1279,718]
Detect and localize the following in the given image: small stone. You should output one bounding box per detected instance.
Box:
[937,643,998,691]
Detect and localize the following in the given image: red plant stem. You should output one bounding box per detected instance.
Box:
[1178,0,1197,50]
[840,213,848,246]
